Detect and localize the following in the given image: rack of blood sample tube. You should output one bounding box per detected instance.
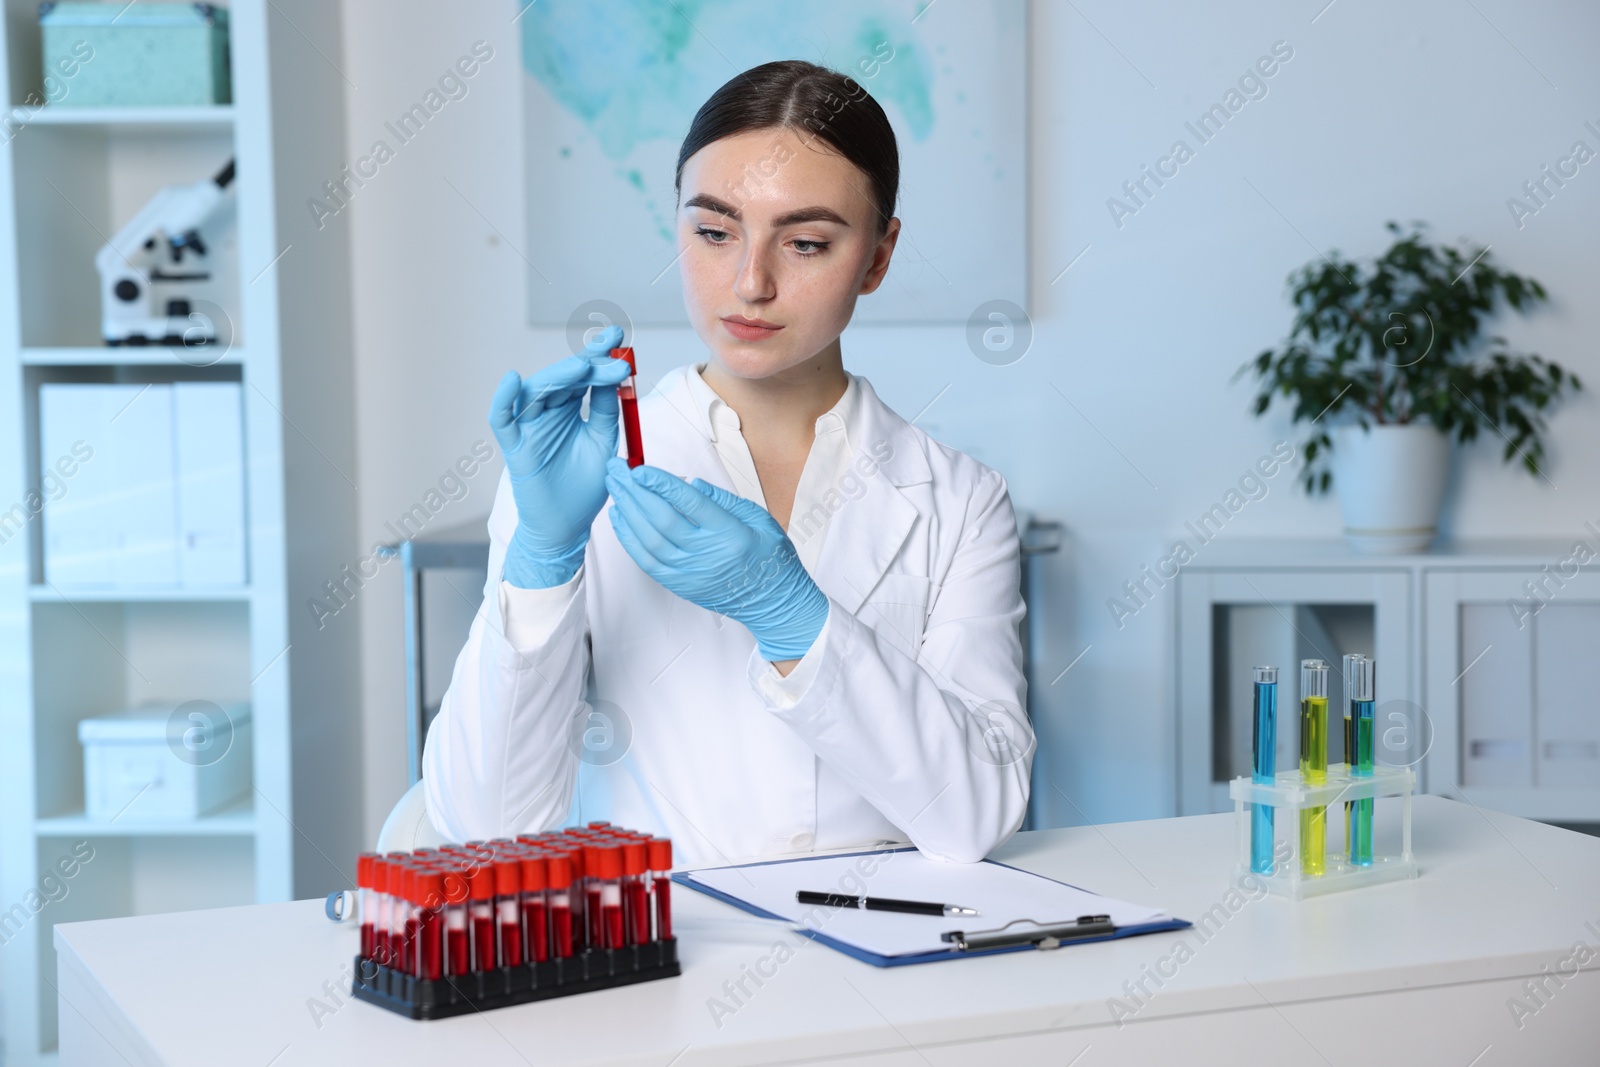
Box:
[350,824,676,1019]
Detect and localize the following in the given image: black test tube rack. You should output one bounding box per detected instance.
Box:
[350,938,681,1020]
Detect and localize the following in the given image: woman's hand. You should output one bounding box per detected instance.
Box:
[489,325,633,588]
[604,458,829,661]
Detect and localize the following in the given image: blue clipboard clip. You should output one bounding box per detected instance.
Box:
[940,914,1116,952]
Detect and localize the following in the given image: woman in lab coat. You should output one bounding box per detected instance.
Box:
[424,60,1033,868]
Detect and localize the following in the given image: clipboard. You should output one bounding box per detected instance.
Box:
[674,846,1191,967]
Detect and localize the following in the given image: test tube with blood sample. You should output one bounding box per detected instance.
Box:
[611,348,645,468]
[568,845,590,951]
[596,844,625,949]
[468,858,498,970]
[414,870,445,981]
[648,837,673,941]
[494,852,523,968]
[374,857,395,966]
[546,852,575,960]
[582,844,605,948]
[442,864,471,976]
[519,852,549,963]
[356,853,378,962]
[397,864,418,975]
[622,841,650,945]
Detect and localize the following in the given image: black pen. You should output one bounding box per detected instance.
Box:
[796,890,979,917]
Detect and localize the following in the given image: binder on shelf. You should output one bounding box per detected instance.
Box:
[111,383,178,586]
[39,381,247,589]
[174,381,245,585]
[675,846,1189,967]
[40,384,117,586]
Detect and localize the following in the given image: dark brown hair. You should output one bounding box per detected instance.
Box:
[675,60,899,232]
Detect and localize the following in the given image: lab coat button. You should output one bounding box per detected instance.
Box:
[789,831,815,850]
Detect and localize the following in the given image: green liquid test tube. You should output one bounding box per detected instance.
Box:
[1348,655,1375,866]
[1299,659,1329,877]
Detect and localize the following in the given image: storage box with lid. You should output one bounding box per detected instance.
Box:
[39,2,231,107]
[78,702,251,821]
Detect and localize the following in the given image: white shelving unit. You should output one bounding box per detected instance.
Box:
[0,3,360,1062]
[1175,539,1600,826]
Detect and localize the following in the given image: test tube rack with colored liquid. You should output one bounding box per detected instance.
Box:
[349,824,678,1020]
[1229,658,1417,900]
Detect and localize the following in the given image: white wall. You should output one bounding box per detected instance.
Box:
[332,0,1600,843]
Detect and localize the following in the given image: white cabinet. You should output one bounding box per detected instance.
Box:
[1425,569,1600,820]
[1176,540,1600,825]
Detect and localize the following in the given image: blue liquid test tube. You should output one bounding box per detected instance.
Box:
[1348,655,1376,866]
[1251,666,1278,875]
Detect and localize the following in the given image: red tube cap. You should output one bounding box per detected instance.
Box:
[592,843,623,880]
[441,868,470,905]
[415,870,445,910]
[494,856,522,896]
[468,860,497,901]
[396,864,415,904]
[647,837,672,871]
[519,852,547,891]
[546,853,572,889]
[622,841,647,877]
[608,348,636,373]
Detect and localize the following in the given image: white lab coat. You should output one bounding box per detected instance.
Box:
[423,364,1033,868]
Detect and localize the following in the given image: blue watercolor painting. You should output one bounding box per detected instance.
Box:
[520,0,1024,326]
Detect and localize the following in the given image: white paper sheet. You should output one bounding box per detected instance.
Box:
[684,848,1172,959]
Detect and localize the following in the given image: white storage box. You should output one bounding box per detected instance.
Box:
[78,702,251,821]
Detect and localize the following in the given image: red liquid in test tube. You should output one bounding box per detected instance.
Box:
[611,347,645,468]
[374,857,394,966]
[364,857,382,966]
[582,845,605,948]
[414,870,445,981]
[546,853,574,959]
[494,854,523,969]
[442,867,470,976]
[519,852,549,963]
[648,837,673,941]
[595,843,625,949]
[467,859,497,971]
[622,841,650,945]
[386,852,413,968]
[397,864,418,975]
[356,853,377,961]
[568,847,588,952]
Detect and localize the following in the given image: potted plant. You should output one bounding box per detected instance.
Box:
[1238,222,1581,553]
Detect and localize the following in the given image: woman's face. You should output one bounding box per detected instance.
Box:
[676,127,900,380]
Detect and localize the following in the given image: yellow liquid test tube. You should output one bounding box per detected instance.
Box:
[1299,660,1329,877]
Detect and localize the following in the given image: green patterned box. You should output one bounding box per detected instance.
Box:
[39,2,231,107]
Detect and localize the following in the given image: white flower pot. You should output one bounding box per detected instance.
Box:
[1332,423,1451,554]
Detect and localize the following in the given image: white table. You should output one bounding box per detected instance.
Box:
[55,796,1600,1065]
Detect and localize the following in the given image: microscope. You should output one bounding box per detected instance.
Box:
[96,158,235,346]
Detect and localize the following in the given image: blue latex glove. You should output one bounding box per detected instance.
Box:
[489,325,633,588]
[603,458,830,661]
